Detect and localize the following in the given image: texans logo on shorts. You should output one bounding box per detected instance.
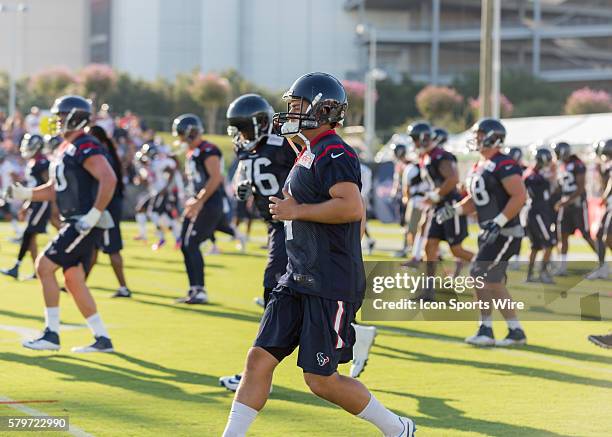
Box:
[316,352,330,367]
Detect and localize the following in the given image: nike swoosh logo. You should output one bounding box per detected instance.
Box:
[331,152,344,159]
[505,165,512,170]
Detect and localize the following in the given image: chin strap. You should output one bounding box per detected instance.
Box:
[296,132,311,153]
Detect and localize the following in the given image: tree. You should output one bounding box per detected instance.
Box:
[342,80,367,126]
[468,94,514,118]
[80,63,118,108]
[375,75,424,139]
[27,66,78,108]
[190,72,231,134]
[415,85,464,123]
[564,87,612,115]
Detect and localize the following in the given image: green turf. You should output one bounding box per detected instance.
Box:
[0,222,610,436]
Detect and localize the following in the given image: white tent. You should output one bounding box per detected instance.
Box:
[447,112,612,153]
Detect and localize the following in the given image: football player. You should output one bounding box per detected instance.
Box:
[86,125,131,298]
[437,118,527,347]
[524,148,557,283]
[587,139,612,279]
[7,95,116,352]
[431,127,448,148]
[1,134,51,280]
[173,113,225,304]
[410,121,473,300]
[221,73,415,437]
[552,141,598,275]
[390,142,411,257]
[218,93,296,392]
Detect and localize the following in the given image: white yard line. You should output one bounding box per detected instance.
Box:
[0,395,94,437]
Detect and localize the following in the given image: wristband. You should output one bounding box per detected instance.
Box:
[493,213,509,227]
[427,191,441,203]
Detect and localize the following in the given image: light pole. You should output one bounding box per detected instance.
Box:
[0,2,28,117]
[356,24,385,153]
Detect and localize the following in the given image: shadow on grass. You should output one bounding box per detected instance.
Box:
[0,309,44,324]
[374,325,612,366]
[0,352,220,405]
[375,389,569,437]
[373,344,612,390]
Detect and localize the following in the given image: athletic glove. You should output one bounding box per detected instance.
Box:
[236,180,253,201]
[435,204,456,224]
[5,183,33,201]
[75,208,102,234]
[479,221,501,246]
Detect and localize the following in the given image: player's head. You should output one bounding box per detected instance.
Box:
[20,133,45,159]
[50,95,92,135]
[505,146,522,163]
[534,147,553,170]
[551,141,571,162]
[407,122,433,151]
[226,93,274,153]
[390,142,408,161]
[432,127,448,148]
[140,143,159,162]
[43,135,62,155]
[469,118,506,152]
[595,139,612,162]
[274,72,347,142]
[172,113,204,146]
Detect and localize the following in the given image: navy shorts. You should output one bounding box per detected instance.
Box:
[470,234,522,283]
[180,203,224,248]
[97,202,124,254]
[44,221,103,271]
[263,222,287,289]
[559,201,589,235]
[255,287,359,376]
[24,201,50,234]
[527,212,556,250]
[426,207,468,246]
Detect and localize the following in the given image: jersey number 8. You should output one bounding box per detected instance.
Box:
[469,174,490,206]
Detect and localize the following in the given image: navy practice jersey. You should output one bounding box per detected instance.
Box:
[524,167,554,217]
[277,129,365,303]
[558,155,586,200]
[466,152,523,228]
[52,134,105,219]
[420,146,461,207]
[25,154,49,187]
[236,134,295,222]
[185,140,223,207]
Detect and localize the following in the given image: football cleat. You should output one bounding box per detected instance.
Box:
[22,328,60,351]
[219,373,242,392]
[253,297,265,308]
[588,333,612,349]
[185,290,209,305]
[586,263,609,280]
[465,325,495,346]
[539,270,555,284]
[553,264,568,276]
[496,328,527,347]
[524,274,538,283]
[350,324,377,378]
[367,238,376,256]
[112,287,132,298]
[175,289,194,303]
[236,233,247,252]
[152,238,166,251]
[395,416,417,437]
[72,336,114,353]
[1,265,19,279]
[393,248,409,258]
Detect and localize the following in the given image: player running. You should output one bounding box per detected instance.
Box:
[524,148,557,283]
[2,134,51,280]
[437,118,527,347]
[552,141,598,275]
[8,95,116,352]
[409,121,473,300]
[173,114,225,304]
[221,72,415,437]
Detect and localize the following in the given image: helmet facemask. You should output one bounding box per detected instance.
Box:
[227,113,272,153]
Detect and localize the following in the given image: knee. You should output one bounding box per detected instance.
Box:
[35,255,54,278]
[244,347,277,377]
[450,245,462,257]
[303,373,336,398]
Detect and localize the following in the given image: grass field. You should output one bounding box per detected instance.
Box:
[0,221,610,437]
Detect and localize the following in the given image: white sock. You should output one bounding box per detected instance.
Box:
[45,307,60,333]
[357,394,403,436]
[172,220,181,240]
[15,260,22,266]
[86,313,109,338]
[11,219,20,235]
[560,254,567,267]
[412,234,423,260]
[479,315,493,328]
[507,319,522,330]
[135,213,147,237]
[222,400,258,437]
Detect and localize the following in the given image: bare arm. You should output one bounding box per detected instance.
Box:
[31,180,56,202]
[456,195,476,215]
[83,154,117,212]
[436,159,460,198]
[270,182,364,224]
